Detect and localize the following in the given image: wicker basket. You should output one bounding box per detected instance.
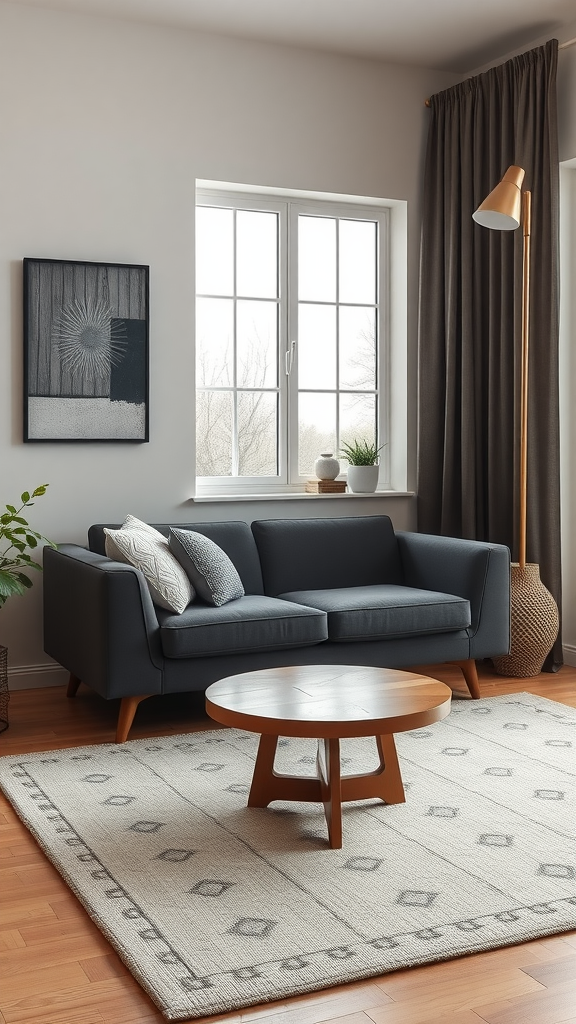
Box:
[0,645,8,734]
[492,563,559,678]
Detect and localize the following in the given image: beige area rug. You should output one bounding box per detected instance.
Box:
[1,693,575,1020]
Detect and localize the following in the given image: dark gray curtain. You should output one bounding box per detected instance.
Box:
[418,40,562,670]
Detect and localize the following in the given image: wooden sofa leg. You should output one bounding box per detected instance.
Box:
[116,695,151,743]
[67,674,82,698]
[450,659,481,699]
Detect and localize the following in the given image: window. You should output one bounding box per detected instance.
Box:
[195,188,390,494]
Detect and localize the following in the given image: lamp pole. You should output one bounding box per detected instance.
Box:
[473,164,528,567]
[519,189,531,570]
[472,166,558,676]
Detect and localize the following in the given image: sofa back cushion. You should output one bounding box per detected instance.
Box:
[251,516,403,596]
[89,521,264,595]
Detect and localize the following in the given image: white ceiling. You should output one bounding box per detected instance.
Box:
[7,0,576,72]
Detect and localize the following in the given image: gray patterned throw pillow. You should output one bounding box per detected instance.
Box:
[169,529,244,607]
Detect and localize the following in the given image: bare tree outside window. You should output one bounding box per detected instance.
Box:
[196,334,278,477]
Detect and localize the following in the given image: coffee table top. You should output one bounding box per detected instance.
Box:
[205,664,451,739]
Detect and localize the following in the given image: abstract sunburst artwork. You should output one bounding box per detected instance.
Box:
[23,258,149,442]
[54,298,128,380]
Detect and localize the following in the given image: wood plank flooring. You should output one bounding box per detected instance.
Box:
[0,662,575,1024]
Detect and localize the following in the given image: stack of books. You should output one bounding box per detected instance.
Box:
[305,479,347,494]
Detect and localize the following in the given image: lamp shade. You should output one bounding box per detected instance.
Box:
[473,165,525,230]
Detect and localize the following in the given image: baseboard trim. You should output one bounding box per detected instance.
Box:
[8,663,68,691]
[562,644,576,667]
[6,651,576,689]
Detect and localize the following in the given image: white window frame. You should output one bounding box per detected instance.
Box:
[195,186,391,496]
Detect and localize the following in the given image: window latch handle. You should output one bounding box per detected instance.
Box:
[285,340,296,376]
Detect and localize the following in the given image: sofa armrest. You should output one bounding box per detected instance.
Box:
[396,532,510,659]
[43,544,164,700]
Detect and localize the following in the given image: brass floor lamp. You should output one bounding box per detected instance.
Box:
[473,166,558,676]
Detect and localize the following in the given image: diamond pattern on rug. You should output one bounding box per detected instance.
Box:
[344,856,384,871]
[189,879,235,897]
[129,820,166,832]
[156,849,197,862]
[477,834,513,846]
[396,890,439,906]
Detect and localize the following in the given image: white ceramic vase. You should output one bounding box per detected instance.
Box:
[314,453,340,481]
[346,464,379,493]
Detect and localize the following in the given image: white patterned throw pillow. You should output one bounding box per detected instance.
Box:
[169,529,244,607]
[104,516,194,614]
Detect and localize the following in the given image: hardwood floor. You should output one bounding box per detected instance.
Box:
[1,662,575,1024]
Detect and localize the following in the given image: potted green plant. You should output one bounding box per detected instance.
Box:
[0,485,54,608]
[340,439,384,493]
[0,484,54,733]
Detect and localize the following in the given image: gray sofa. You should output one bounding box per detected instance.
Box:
[43,515,511,741]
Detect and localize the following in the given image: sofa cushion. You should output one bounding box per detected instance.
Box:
[103,517,194,614]
[278,585,471,642]
[169,529,244,607]
[252,516,403,595]
[157,596,328,659]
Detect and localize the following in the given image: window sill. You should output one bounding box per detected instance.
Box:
[191,490,414,503]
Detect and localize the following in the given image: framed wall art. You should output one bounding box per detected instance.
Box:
[23,258,149,442]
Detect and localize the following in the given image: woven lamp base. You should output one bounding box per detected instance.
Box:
[492,563,559,678]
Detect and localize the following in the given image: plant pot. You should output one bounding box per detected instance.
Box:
[346,465,379,493]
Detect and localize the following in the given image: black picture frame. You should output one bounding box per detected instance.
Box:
[23,257,149,443]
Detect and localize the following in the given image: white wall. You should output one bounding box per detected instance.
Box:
[0,1,459,684]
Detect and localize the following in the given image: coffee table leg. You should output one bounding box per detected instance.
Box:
[376,734,406,804]
[248,734,279,807]
[247,732,402,846]
[248,734,325,808]
[317,737,343,849]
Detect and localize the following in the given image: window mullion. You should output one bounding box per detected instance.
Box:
[287,203,299,485]
[375,220,380,464]
[335,218,340,458]
[378,211,391,487]
[278,202,290,485]
[231,211,239,477]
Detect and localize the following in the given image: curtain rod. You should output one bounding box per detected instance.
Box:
[425,36,576,107]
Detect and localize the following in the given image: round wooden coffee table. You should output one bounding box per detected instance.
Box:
[205,664,451,849]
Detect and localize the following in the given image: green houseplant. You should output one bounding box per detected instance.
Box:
[0,484,54,733]
[0,485,54,608]
[340,439,384,493]
[339,439,384,466]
